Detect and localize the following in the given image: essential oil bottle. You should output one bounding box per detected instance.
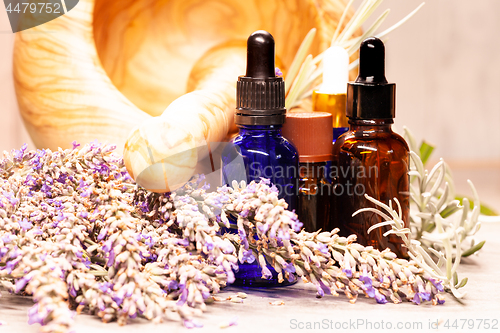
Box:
[330,37,409,258]
[312,46,350,142]
[221,30,299,286]
[282,111,333,232]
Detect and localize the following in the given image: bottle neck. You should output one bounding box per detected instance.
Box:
[348,118,393,132]
[238,124,282,135]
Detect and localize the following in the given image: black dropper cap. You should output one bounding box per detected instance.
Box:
[235,30,286,126]
[346,37,395,120]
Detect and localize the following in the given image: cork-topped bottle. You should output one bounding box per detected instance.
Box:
[282,111,333,232]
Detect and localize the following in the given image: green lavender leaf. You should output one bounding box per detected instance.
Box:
[461,240,485,257]
[456,196,498,216]
[439,201,461,218]
[419,141,435,165]
[456,277,468,289]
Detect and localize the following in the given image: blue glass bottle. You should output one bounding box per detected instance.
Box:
[221,30,298,287]
[222,125,298,208]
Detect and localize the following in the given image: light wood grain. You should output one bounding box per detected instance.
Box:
[12,0,352,175]
[6,0,499,163]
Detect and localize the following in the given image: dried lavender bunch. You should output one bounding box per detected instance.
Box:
[0,143,215,331]
[0,143,444,333]
[178,178,445,305]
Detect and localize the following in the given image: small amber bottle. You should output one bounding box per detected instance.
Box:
[330,38,409,258]
[282,112,333,232]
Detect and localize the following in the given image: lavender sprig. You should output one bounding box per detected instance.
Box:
[195,178,445,305]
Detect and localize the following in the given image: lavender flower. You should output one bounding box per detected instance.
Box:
[19,218,33,231]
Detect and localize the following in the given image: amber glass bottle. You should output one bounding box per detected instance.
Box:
[330,37,409,258]
[282,112,333,232]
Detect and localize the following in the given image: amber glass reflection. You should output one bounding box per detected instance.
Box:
[330,119,409,258]
[297,162,332,232]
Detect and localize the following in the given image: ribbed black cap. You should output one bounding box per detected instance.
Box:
[235,31,286,126]
[347,37,395,120]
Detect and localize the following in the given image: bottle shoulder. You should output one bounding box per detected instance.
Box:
[225,133,298,165]
[333,129,409,160]
[232,134,298,154]
[334,129,409,149]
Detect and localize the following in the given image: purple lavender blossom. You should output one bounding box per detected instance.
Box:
[25,174,35,187]
[289,213,303,232]
[0,247,8,259]
[15,276,30,293]
[414,285,432,303]
[316,243,329,255]
[72,141,81,150]
[31,149,46,170]
[13,143,28,160]
[77,178,87,190]
[374,290,388,304]
[89,139,101,149]
[275,67,283,77]
[241,250,255,264]
[282,262,296,274]
[78,211,89,219]
[98,282,112,293]
[277,229,290,241]
[28,304,44,325]
[19,218,33,231]
[167,280,178,290]
[261,266,272,279]
[183,319,204,329]
[359,273,376,297]
[315,284,325,298]
[259,178,271,185]
[97,227,108,241]
[40,184,52,196]
[176,238,190,247]
[2,260,18,274]
[107,249,115,266]
[238,229,249,250]
[342,261,352,278]
[3,191,19,206]
[258,223,270,234]
[112,293,124,306]
[138,234,155,248]
[69,284,78,297]
[429,278,444,292]
[177,288,189,306]
[245,182,256,193]
[239,209,249,218]
[80,190,91,197]
[102,240,112,252]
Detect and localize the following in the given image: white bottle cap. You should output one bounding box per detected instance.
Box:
[318,46,349,95]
